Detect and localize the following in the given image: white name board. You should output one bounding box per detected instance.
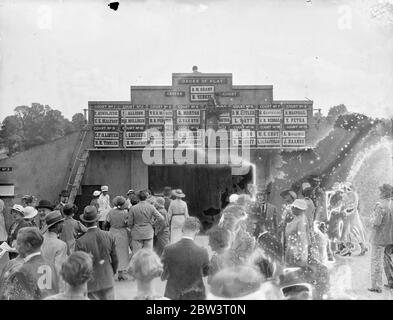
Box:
[259,110,282,116]
[282,138,306,146]
[149,110,173,117]
[232,117,255,125]
[190,86,214,93]
[257,138,281,146]
[94,110,119,117]
[258,117,281,124]
[94,140,119,147]
[282,131,306,137]
[257,131,281,138]
[284,109,308,116]
[94,132,119,139]
[177,118,200,124]
[177,110,200,117]
[121,118,146,124]
[94,118,119,125]
[122,110,145,117]
[284,117,307,124]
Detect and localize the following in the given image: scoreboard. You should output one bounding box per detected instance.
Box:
[89,102,313,149]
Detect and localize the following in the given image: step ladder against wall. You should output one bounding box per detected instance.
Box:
[64,128,90,205]
[68,149,89,204]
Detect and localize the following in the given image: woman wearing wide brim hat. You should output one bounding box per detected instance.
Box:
[7,205,32,258]
[105,196,130,281]
[23,206,38,226]
[168,189,189,244]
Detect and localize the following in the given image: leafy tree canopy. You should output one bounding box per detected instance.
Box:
[0,103,84,156]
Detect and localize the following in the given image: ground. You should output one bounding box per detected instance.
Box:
[114,236,393,300]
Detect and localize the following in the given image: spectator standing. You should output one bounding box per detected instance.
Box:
[5,227,59,299]
[36,200,54,232]
[161,217,209,300]
[368,184,393,293]
[41,211,68,275]
[98,186,111,229]
[8,205,31,259]
[55,190,70,216]
[168,189,189,244]
[105,196,130,281]
[285,199,310,267]
[60,204,87,255]
[128,191,164,254]
[152,197,170,257]
[90,191,101,211]
[128,249,167,300]
[163,186,172,212]
[75,206,118,300]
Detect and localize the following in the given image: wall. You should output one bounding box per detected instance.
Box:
[0,131,81,204]
[82,150,148,197]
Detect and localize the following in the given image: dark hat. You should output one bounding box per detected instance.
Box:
[22,195,34,201]
[379,184,393,199]
[43,210,65,232]
[80,205,100,223]
[36,199,54,211]
[280,190,297,200]
[59,190,70,197]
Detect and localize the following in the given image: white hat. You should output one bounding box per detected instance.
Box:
[291,199,308,211]
[93,190,101,197]
[23,206,38,219]
[229,194,239,203]
[302,182,312,190]
[101,186,109,192]
[11,204,24,215]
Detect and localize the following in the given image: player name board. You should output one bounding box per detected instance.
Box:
[89,101,312,149]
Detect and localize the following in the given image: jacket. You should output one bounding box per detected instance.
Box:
[5,253,59,300]
[75,227,118,293]
[8,220,32,246]
[41,232,68,274]
[370,200,393,246]
[127,201,163,240]
[162,238,209,300]
[251,202,280,239]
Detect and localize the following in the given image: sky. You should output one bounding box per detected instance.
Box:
[0,0,392,121]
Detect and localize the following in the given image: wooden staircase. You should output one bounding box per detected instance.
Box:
[64,128,90,204]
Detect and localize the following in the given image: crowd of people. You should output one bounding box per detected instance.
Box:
[0,179,392,300]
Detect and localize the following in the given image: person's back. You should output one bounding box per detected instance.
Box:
[8,253,59,300]
[129,200,158,240]
[162,239,209,299]
[161,217,209,300]
[75,227,118,294]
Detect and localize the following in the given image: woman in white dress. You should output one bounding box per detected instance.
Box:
[168,189,189,244]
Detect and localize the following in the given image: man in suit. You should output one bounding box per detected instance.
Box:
[5,227,59,300]
[128,190,164,254]
[75,206,118,300]
[250,185,281,240]
[41,211,68,279]
[161,216,210,300]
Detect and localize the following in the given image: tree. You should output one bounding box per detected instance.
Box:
[328,104,348,119]
[71,113,86,130]
[0,103,80,155]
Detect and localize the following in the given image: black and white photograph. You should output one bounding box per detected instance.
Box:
[0,0,392,305]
